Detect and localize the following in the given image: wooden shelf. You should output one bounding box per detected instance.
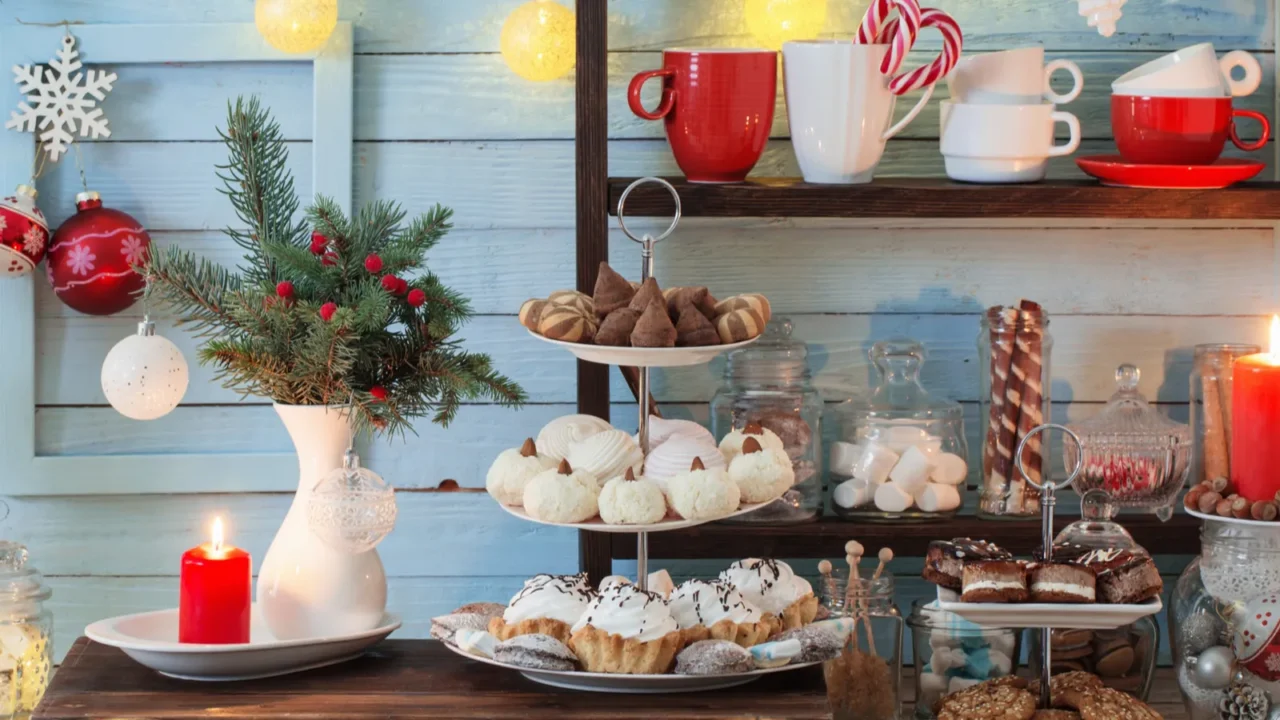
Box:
[608,177,1280,220]
[607,514,1203,560]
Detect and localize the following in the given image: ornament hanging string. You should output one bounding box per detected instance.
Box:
[72,141,88,194]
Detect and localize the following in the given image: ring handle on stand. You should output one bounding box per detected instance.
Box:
[616,177,682,245]
[1015,423,1082,493]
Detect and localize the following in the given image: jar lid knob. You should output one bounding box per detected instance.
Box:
[1114,363,1140,392]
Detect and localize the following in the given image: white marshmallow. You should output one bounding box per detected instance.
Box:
[989,633,1016,658]
[853,442,899,485]
[930,646,966,674]
[918,483,961,513]
[832,478,871,509]
[884,426,929,453]
[873,482,914,512]
[949,677,983,693]
[936,587,960,603]
[917,436,943,457]
[930,452,968,486]
[918,671,949,708]
[888,445,934,495]
[987,649,1013,676]
[828,441,862,476]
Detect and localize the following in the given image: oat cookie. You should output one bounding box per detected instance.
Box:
[1075,687,1161,720]
[1043,671,1106,708]
[1032,711,1081,720]
[937,682,1036,720]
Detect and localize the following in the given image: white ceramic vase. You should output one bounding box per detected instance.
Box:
[257,404,387,640]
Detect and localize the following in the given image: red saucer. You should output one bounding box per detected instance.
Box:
[1076,154,1265,189]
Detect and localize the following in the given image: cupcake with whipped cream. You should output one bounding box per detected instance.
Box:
[569,583,682,674]
[536,414,613,460]
[486,438,555,506]
[718,421,786,463]
[523,459,600,524]
[567,429,644,488]
[490,572,595,644]
[726,436,795,503]
[719,558,818,631]
[598,467,667,525]
[666,457,741,521]
[669,579,772,647]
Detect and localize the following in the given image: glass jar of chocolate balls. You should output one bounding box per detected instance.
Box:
[710,318,823,524]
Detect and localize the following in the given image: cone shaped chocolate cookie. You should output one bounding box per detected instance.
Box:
[676,305,720,347]
[595,307,641,346]
[629,277,664,314]
[593,262,635,317]
[632,299,678,348]
[666,286,718,321]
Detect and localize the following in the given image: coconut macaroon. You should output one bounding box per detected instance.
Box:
[522,459,600,524]
[598,468,667,525]
[718,421,786,463]
[727,436,795,503]
[486,438,555,507]
[666,457,742,521]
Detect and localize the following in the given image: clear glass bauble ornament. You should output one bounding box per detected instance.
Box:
[307,450,397,554]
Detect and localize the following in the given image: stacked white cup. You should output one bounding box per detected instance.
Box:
[940,47,1084,183]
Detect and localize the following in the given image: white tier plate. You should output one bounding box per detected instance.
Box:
[1186,506,1276,528]
[442,641,820,694]
[937,596,1162,630]
[86,606,401,681]
[498,498,777,532]
[528,330,759,367]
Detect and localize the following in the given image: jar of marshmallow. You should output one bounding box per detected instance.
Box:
[710,318,824,524]
[828,339,968,522]
[907,600,1022,718]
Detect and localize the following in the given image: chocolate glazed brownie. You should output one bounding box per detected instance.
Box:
[923,538,1014,590]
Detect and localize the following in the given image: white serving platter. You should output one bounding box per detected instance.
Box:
[86,606,400,681]
[441,641,820,693]
[1186,506,1276,528]
[528,330,759,367]
[936,596,1162,630]
[497,498,777,533]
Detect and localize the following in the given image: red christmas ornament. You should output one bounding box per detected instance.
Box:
[407,288,426,308]
[310,231,328,254]
[0,184,48,277]
[364,254,383,273]
[369,386,388,401]
[47,191,149,315]
[276,281,294,299]
[320,302,338,322]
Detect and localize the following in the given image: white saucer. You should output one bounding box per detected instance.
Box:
[86,606,401,681]
[937,596,1162,630]
[1186,506,1273,527]
[528,330,758,367]
[442,641,820,693]
[497,498,779,532]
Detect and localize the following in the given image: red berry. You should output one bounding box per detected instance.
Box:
[407,288,426,307]
[276,281,294,299]
[364,254,383,273]
[310,231,328,255]
[381,274,400,293]
[396,277,409,295]
[370,386,388,401]
[321,252,337,267]
[320,302,338,322]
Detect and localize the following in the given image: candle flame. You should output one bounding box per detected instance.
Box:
[212,516,224,553]
[1272,315,1280,360]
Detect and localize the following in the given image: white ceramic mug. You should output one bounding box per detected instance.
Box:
[948,47,1084,105]
[939,102,1081,183]
[1112,43,1261,98]
[782,41,935,184]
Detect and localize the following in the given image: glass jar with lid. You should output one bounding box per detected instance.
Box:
[1191,343,1259,487]
[820,571,902,720]
[828,338,968,522]
[0,542,52,718]
[907,599,1022,718]
[710,317,823,524]
[1064,364,1191,516]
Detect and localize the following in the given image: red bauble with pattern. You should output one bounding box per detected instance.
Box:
[0,184,49,277]
[47,191,150,315]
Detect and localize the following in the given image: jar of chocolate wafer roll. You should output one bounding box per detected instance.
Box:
[1191,343,1260,489]
[977,302,1054,519]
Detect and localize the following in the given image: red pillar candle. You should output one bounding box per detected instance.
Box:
[1233,316,1280,502]
[179,517,251,644]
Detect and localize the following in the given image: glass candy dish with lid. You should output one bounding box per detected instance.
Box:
[1064,364,1191,514]
[828,338,968,522]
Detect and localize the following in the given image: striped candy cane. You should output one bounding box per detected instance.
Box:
[855,0,922,76]
[886,7,963,96]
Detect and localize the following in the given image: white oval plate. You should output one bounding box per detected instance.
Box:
[497,498,778,533]
[936,596,1161,630]
[86,606,400,681]
[528,330,758,367]
[442,641,820,694]
[1186,506,1273,527]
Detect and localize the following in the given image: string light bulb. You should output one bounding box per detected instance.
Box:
[255,0,338,54]
[744,0,828,50]
[500,0,576,82]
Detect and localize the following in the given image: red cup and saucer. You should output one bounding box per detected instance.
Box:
[1077,94,1269,188]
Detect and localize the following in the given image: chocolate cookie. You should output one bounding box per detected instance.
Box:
[937,681,1036,720]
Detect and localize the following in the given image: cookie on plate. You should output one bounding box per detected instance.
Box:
[936,679,1036,720]
[1072,686,1161,720]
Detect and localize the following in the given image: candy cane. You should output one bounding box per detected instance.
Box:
[855,0,894,44]
[887,7,963,96]
[856,0,922,76]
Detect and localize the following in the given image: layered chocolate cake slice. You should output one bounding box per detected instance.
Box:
[960,560,1029,603]
[1073,549,1163,604]
[923,538,1014,591]
[1027,562,1096,603]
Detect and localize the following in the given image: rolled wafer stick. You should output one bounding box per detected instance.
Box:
[983,307,1014,485]
[992,307,1025,514]
[1202,360,1229,481]
[1011,300,1046,514]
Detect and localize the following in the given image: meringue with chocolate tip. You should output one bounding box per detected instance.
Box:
[486,437,555,507]
[727,436,795,503]
[598,467,667,525]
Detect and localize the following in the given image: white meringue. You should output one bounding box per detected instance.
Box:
[522,461,600,524]
[486,438,555,506]
[643,434,726,486]
[727,443,794,503]
[598,469,667,525]
[667,460,741,521]
[642,416,716,449]
[718,424,786,463]
[571,584,678,642]
[535,414,613,460]
[567,429,644,487]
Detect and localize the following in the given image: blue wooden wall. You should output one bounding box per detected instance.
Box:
[0,0,1275,661]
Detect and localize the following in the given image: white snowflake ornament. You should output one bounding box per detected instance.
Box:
[1075,0,1126,37]
[6,34,117,163]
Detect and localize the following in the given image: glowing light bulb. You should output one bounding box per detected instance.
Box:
[255,0,338,54]
[501,0,576,82]
[211,517,225,553]
[745,0,828,51]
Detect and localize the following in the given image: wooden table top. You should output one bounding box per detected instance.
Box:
[36,638,1191,720]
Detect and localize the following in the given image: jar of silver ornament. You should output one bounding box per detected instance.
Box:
[0,542,53,718]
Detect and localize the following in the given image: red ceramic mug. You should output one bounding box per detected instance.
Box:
[1112,95,1270,165]
[628,49,778,183]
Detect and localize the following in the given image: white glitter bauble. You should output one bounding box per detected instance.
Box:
[308,450,397,554]
[1181,611,1227,656]
[100,320,188,421]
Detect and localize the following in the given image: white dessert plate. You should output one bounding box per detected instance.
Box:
[937,596,1162,630]
[442,641,820,693]
[1186,506,1273,527]
[86,606,401,681]
[528,330,759,367]
[497,498,777,533]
